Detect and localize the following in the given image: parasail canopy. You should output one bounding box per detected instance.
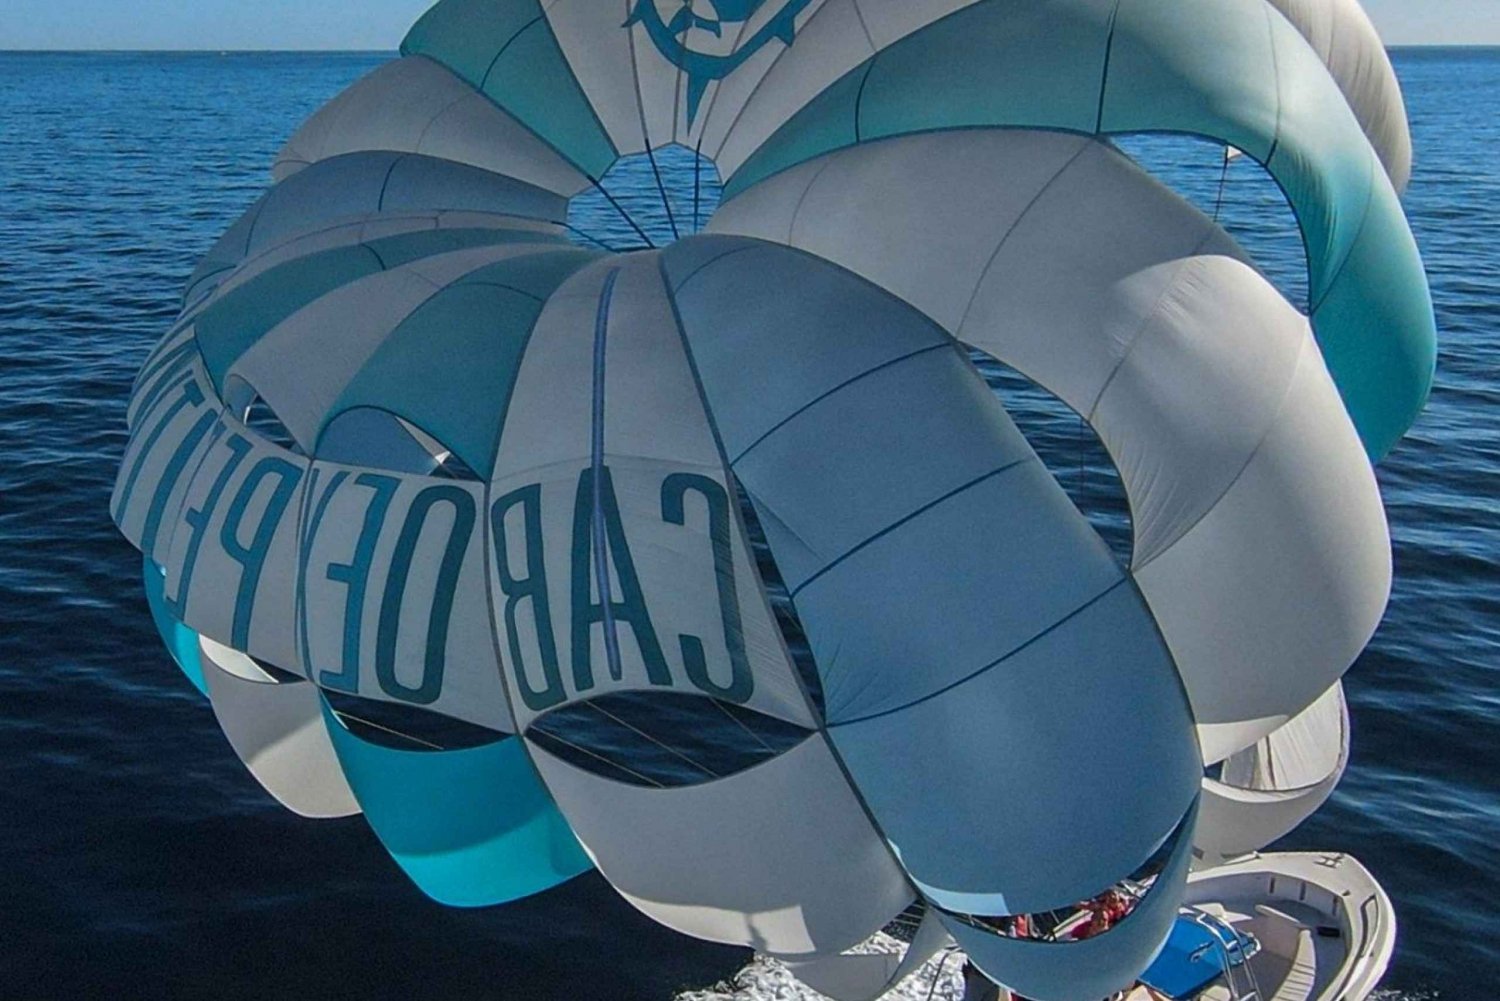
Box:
[112,3,1432,999]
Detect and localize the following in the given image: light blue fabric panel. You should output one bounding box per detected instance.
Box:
[320,248,599,476]
[403,0,618,178]
[402,0,545,86]
[380,154,567,222]
[796,461,1124,725]
[733,347,1035,593]
[247,152,565,257]
[143,556,206,696]
[941,800,1200,1001]
[661,236,952,461]
[320,698,592,907]
[723,0,1435,460]
[829,584,1199,914]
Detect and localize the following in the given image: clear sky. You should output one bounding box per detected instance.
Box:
[2,0,1497,50]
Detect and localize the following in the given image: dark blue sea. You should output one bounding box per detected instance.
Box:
[1,47,1495,1000]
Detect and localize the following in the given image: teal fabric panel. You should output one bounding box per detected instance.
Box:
[194,229,562,392]
[1100,0,1278,160]
[320,698,592,907]
[858,0,1113,144]
[401,0,546,87]
[479,18,618,178]
[143,556,206,696]
[402,0,616,177]
[724,0,1434,459]
[1310,190,1437,460]
[723,67,868,203]
[195,244,385,389]
[725,0,1113,199]
[941,800,1199,1001]
[319,248,597,476]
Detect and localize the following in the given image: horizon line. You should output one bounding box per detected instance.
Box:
[4,42,1500,53]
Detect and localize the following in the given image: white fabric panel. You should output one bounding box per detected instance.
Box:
[273,57,590,196]
[1265,0,1413,192]
[551,0,683,148]
[546,0,652,154]
[162,427,308,673]
[686,0,835,153]
[200,637,361,819]
[710,130,1390,762]
[489,256,815,729]
[1229,677,1347,790]
[113,359,218,558]
[229,244,567,449]
[1135,335,1390,764]
[710,0,876,176]
[299,462,511,733]
[830,584,1200,916]
[784,908,951,1001]
[528,737,913,957]
[1196,682,1349,864]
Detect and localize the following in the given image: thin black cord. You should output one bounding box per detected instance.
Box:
[694,135,705,233]
[594,176,657,249]
[646,142,681,243]
[1213,147,1233,223]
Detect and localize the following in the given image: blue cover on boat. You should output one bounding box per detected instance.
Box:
[1140,915,1255,1000]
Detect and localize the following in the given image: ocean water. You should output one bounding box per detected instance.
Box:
[1,46,1496,1000]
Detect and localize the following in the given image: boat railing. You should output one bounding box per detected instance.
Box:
[1182,905,1264,1001]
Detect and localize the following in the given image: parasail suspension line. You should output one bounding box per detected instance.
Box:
[531,722,668,789]
[585,700,721,781]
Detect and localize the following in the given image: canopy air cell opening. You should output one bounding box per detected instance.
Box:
[318,407,483,481]
[969,348,1133,567]
[567,145,723,252]
[526,689,814,789]
[1112,134,1310,311]
[320,687,509,752]
[223,374,302,455]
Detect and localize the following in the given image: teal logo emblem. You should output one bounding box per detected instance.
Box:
[625,0,814,125]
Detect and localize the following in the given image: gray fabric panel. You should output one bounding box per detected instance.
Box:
[201,639,361,819]
[249,153,565,263]
[1265,0,1412,191]
[528,736,913,957]
[783,907,951,1001]
[274,56,591,196]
